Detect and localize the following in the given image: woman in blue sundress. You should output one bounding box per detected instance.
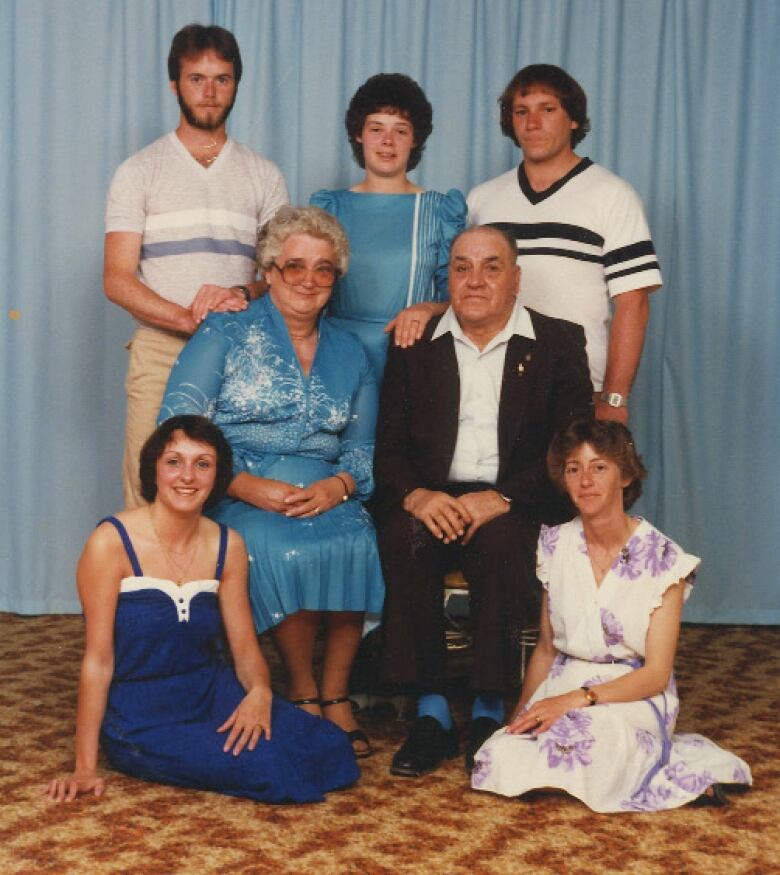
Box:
[310,73,466,379]
[472,419,751,812]
[46,415,358,804]
[159,207,384,756]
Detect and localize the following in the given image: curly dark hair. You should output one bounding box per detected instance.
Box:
[499,64,590,149]
[547,419,647,510]
[140,416,233,509]
[167,23,242,85]
[345,73,433,170]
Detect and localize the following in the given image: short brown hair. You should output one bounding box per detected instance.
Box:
[141,416,233,508]
[167,23,242,84]
[499,63,590,149]
[547,419,646,510]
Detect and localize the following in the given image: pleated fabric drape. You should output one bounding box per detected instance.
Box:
[1,0,778,621]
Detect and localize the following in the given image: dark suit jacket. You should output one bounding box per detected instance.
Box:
[373,307,593,523]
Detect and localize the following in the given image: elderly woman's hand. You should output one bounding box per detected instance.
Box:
[44,770,105,803]
[283,475,352,518]
[230,474,304,514]
[218,686,273,755]
[385,302,439,348]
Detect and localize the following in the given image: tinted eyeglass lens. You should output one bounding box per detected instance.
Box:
[276,262,337,287]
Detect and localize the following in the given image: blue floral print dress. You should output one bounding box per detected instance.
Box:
[159,295,385,634]
[471,517,751,812]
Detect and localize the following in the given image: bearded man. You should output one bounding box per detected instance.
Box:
[104,23,289,507]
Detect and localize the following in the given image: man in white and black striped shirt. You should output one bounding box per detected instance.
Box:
[468,65,662,423]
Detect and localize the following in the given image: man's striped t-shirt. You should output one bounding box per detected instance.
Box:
[467,159,662,389]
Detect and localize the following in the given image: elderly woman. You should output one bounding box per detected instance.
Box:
[159,207,383,756]
[46,416,358,804]
[310,73,466,379]
[471,420,751,812]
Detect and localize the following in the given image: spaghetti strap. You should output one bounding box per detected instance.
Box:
[215,524,229,579]
[98,516,143,577]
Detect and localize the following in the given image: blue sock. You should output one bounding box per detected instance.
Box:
[417,693,453,730]
[471,693,505,723]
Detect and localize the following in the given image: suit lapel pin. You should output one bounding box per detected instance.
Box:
[518,352,532,376]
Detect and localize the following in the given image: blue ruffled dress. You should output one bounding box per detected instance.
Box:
[309,188,466,378]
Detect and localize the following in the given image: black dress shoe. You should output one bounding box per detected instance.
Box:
[390,716,460,777]
[692,783,729,807]
[465,717,501,772]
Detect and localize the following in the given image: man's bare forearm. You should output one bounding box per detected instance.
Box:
[601,289,650,397]
[104,269,197,335]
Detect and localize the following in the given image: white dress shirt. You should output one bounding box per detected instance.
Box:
[432,299,535,484]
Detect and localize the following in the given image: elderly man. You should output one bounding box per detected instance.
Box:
[374,226,593,776]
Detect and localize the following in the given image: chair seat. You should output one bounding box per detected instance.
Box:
[444,569,468,590]
[443,568,539,680]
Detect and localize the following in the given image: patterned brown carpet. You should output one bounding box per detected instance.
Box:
[1,614,776,875]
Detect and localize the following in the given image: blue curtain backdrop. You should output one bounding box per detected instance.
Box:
[1,0,778,622]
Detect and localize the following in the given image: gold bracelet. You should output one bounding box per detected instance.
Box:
[581,686,598,706]
[333,473,350,503]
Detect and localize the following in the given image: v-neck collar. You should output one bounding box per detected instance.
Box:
[580,515,644,591]
[263,294,324,381]
[170,131,232,176]
[518,157,592,205]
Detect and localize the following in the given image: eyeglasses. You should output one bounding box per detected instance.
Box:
[272,260,339,288]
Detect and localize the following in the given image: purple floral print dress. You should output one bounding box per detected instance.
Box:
[471,518,751,812]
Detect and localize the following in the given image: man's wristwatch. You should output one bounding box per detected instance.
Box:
[599,391,628,409]
[234,285,252,303]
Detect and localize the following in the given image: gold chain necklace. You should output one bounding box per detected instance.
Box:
[194,137,220,167]
[148,508,199,584]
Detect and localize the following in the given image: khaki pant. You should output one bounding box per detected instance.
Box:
[122,327,186,509]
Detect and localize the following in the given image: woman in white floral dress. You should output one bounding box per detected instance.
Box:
[471,420,751,812]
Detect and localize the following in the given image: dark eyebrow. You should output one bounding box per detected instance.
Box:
[452,254,503,264]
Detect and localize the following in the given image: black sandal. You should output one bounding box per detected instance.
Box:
[321,696,373,759]
[692,783,728,807]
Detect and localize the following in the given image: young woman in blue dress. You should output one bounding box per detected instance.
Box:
[311,73,466,379]
[46,416,358,804]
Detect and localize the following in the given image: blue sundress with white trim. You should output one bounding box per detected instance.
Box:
[98,516,359,803]
[471,518,752,812]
